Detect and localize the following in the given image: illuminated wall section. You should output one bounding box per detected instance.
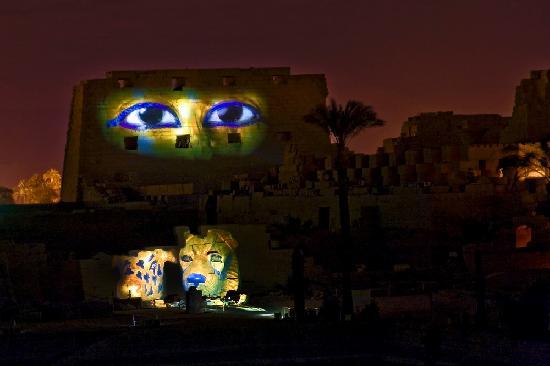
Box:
[115,248,176,300]
[61,68,330,202]
[178,228,239,297]
[100,89,267,158]
[114,229,239,300]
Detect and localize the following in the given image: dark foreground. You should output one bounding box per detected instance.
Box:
[1,309,550,365]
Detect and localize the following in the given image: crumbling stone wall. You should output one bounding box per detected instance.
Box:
[501,69,550,143]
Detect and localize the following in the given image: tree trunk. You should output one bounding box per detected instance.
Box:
[292,245,305,321]
[336,148,354,319]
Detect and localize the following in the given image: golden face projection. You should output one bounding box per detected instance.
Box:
[179,229,239,298]
[114,229,239,300]
[99,89,267,158]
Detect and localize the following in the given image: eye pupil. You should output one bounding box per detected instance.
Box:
[203,101,259,128]
[108,102,180,130]
[210,254,222,263]
[219,105,243,123]
[139,107,164,127]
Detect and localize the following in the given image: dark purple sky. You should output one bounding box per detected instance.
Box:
[1,0,550,187]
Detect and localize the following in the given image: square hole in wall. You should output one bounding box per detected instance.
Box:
[124,136,138,150]
[222,76,236,86]
[515,225,532,248]
[272,75,287,85]
[117,79,133,88]
[171,77,186,90]
[227,133,241,144]
[175,134,191,148]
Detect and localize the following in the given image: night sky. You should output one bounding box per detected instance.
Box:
[1,0,550,188]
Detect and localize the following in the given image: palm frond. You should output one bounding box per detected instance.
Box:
[304,99,384,146]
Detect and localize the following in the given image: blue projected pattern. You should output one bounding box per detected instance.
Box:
[203,101,260,128]
[107,102,181,130]
[115,229,240,299]
[118,250,170,300]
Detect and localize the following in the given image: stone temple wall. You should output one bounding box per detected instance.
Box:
[61,67,331,202]
[60,68,550,255]
[501,69,550,143]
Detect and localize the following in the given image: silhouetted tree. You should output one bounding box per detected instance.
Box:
[272,216,314,321]
[305,99,383,319]
[499,140,550,191]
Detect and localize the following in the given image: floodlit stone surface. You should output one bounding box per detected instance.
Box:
[61,67,330,202]
[112,227,240,300]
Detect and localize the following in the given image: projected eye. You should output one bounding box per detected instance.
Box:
[107,102,181,130]
[181,255,193,262]
[210,253,223,263]
[204,101,260,127]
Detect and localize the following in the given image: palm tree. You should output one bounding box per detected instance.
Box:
[499,139,550,191]
[271,216,314,321]
[304,99,383,319]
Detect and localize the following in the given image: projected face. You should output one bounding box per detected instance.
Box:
[178,229,239,298]
[100,90,267,158]
[113,229,239,300]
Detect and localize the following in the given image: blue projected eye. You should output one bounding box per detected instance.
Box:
[107,102,180,130]
[204,101,260,128]
[210,253,222,263]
